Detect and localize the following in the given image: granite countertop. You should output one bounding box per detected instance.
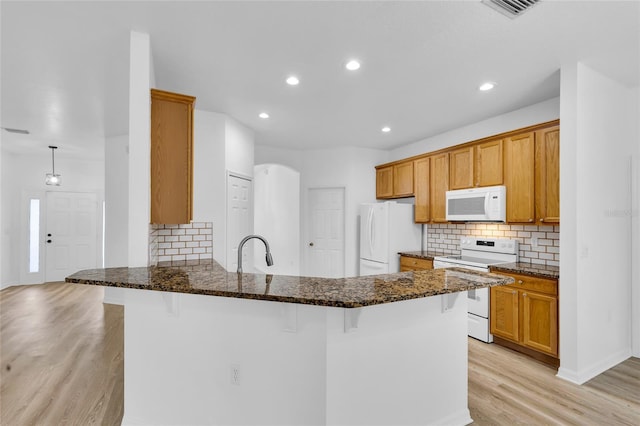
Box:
[490,262,560,279]
[66,259,514,308]
[398,251,448,260]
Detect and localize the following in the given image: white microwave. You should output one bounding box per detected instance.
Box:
[445,185,506,222]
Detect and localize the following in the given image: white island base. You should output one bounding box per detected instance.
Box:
[121,288,472,426]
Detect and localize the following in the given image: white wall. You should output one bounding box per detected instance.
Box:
[128,31,153,267]
[256,146,389,278]
[388,97,560,162]
[254,164,300,276]
[193,110,255,269]
[0,150,104,288]
[558,62,636,384]
[631,86,640,358]
[105,135,129,267]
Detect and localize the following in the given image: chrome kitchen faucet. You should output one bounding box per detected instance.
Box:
[237,235,274,274]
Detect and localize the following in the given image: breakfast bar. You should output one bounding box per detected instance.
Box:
[67,261,513,426]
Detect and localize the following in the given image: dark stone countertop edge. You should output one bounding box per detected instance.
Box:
[490,263,560,279]
[65,263,515,309]
[397,251,447,260]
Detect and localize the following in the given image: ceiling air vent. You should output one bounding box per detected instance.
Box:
[482,0,541,18]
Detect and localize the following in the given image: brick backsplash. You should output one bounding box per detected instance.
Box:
[149,222,213,264]
[426,223,560,267]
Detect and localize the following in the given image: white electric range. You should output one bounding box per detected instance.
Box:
[433,237,518,343]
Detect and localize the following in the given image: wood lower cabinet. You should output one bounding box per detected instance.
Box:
[150,89,196,224]
[490,271,559,363]
[535,125,560,225]
[400,256,433,271]
[376,161,414,199]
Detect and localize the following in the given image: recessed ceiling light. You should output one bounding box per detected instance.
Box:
[381,126,391,133]
[479,82,496,91]
[259,112,269,119]
[286,76,299,86]
[345,60,361,71]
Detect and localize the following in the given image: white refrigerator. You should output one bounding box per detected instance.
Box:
[359,202,422,276]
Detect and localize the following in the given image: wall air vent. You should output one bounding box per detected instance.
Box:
[482,0,541,18]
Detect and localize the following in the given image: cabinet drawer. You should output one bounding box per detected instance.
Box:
[503,272,557,295]
[400,256,433,270]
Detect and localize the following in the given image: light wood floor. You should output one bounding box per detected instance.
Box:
[1,283,638,425]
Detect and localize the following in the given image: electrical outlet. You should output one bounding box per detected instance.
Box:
[230,364,241,386]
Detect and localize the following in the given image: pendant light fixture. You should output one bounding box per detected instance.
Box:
[45,145,61,186]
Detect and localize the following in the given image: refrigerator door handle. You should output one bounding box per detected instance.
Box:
[369,208,375,254]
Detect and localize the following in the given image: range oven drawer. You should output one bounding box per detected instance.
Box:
[468,313,493,343]
[467,287,489,318]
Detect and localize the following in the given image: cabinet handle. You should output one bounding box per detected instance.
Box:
[528,218,534,222]
[540,218,545,222]
[523,293,527,297]
[518,280,524,284]
[512,290,517,295]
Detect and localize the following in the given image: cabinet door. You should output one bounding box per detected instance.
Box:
[522,291,558,357]
[376,166,393,199]
[414,157,430,223]
[430,153,449,223]
[393,161,414,197]
[490,286,519,342]
[151,89,195,224]
[475,139,503,187]
[535,126,560,225]
[504,132,535,223]
[449,146,474,190]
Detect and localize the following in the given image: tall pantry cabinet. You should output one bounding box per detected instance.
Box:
[150,89,196,224]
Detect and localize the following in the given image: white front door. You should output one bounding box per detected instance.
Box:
[307,187,345,278]
[45,192,98,282]
[226,174,253,272]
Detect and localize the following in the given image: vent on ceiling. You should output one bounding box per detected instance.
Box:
[482,0,540,18]
[2,127,30,135]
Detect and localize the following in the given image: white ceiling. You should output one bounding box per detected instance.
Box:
[1,1,639,159]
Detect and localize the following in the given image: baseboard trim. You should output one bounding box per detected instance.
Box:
[557,348,632,384]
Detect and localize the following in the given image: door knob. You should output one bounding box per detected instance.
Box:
[47,233,52,237]
[309,242,314,247]
[47,240,52,243]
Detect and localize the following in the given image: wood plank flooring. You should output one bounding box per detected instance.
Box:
[1,282,638,425]
[1,283,123,425]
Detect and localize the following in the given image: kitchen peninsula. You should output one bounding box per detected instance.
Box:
[67,261,513,425]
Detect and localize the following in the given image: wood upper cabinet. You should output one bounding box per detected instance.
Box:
[449,140,503,190]
[376,161,414,199]
[430,153,449,222]
[150,89,196,224]
[393,161,414,197]
[376,166,394,198]
[449,146,474,190]
[414,157,430,223]
[490,271,559,359]
[475,139,504,187]
[535,125,560,225]
[504,132,535,223]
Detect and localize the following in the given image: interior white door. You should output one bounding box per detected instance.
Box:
[226,174,253,272]
[307,187,345,278]
[45,192,98,282]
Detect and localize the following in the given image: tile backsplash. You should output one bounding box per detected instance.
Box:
[426,223,560,267]
[149,222,213,264]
